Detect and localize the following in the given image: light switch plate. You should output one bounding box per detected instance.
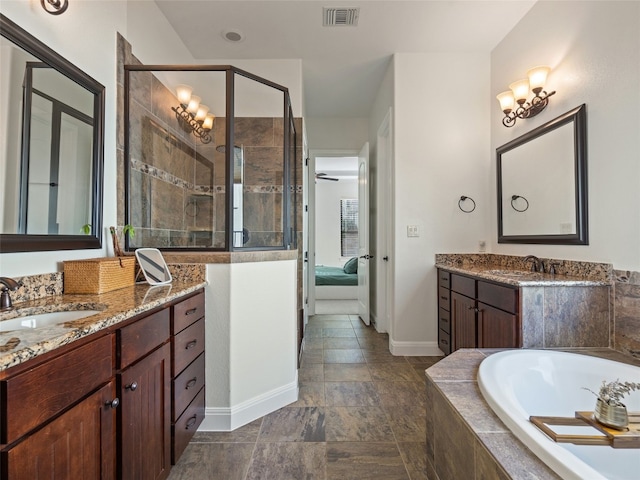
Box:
[407,225,419,237]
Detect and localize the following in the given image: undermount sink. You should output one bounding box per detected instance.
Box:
[483,269,535,277]
[0,310,102,332]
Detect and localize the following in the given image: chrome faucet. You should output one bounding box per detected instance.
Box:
[0,277,20,311]
[524,255,545,273]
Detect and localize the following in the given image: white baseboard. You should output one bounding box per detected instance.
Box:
[198,376,299,432]
[389,339,444,356]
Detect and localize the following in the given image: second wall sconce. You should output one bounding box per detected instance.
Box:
[171,84,215,144]
[496,66,556,128]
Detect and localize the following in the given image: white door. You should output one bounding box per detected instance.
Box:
[357,143,370,325]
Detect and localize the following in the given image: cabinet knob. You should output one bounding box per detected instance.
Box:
[185,415,198,430]
[467,306,475,310]
[186,378,198,390]
[185,340,197,350]
[125,382,138,391]
[105,398,120,409]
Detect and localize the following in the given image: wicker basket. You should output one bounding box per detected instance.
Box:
[64,256,136,294]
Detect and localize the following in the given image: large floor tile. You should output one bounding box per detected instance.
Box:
[324,381,380,406]
[168,443,254,480]
[291,382,326,407]
[384,405,427,442]
[397,442,429,480]
[323,363,372,382]
[245,442,326,480]
[362,348,409,363]
[323,337,361,349]
[323,327,357,338]
[375,381,427,407]
[324,348,365,363]
[190,418,263,443]
[299,364,324,383]
[325,406,395,442]
[368,363,424,383]
[259,407,326,442]
[326,442,409,480]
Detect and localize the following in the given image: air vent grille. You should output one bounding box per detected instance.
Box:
[323,7,359,26]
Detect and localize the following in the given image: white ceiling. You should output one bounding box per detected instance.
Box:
[154,0,536,118]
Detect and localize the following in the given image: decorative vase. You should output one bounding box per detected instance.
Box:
[594,398,629,430]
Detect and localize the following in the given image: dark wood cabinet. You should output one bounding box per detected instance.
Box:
[117,309,171,480]
[170,291,205,464]
[438,269,520,354]
[0,334,116,480]
[5,381,117,480]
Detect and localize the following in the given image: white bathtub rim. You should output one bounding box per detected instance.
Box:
[477,349,637,480]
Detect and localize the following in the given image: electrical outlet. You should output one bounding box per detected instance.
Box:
[407,225,419,237]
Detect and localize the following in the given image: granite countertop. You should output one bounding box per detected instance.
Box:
[435,263,611,287]
[0,279,207,372]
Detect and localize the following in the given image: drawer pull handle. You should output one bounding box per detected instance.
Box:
[185,415,198,429]
[441,339,449,345]
[440,296,447,300]
[185,308,198,316]
[125,382,138,391]
[186,340,197,350]
[105,398,120,409]
[440,317,448,323]
[186,378,198,389]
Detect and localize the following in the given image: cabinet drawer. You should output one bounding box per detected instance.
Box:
[3,334,113,444]
[173,318,205,376]
[477,281,518,313]
[438,287,450,312]
[173,353,205,421]
[438,330,451,356]
[172,386,205,464]
[451,274,475,297]
[173,291,205,334]
[438,270,450,289]
[118,308,170,369]
[438,308,451,334]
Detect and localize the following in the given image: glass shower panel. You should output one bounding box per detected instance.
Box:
[233,73,285,248]
[126,69,226,249]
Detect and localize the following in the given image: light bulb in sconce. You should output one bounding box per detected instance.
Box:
[509,78,530,104]
[195,105,209,122]
[186,95,201,114]
[496,91,515,114]
[527,66,550,94]
[202,114,215,131]
[175,84,193,106]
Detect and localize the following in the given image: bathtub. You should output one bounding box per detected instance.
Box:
[478,350,640,480]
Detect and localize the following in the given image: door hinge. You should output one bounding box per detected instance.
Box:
[305,158,309,166]
[305,205,308,212]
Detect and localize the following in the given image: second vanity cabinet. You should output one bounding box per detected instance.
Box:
[438,269,521,354]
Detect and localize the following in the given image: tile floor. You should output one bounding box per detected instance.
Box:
[168,314,441,480]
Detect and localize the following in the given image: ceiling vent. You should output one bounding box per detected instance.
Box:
[323,7,359,26]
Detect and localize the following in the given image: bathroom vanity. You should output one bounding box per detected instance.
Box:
[0,281,206,480]
[436,254,613,355]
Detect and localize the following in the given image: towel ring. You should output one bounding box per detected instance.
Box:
[510,195,529,212]
[458,196,476,213]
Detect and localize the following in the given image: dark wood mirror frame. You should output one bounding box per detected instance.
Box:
[497,104,588,245]
[0,14,104,253]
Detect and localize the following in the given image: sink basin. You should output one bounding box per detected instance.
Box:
[484,269,534,277]
[0,310,102,332]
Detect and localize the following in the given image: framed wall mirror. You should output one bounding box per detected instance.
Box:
[0,14,104,253]
[497,104,588,244]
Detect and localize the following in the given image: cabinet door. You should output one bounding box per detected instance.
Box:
[451,292,477,350]
[5,381,116,480]
[477,302,518,348]
[119,343,171,480]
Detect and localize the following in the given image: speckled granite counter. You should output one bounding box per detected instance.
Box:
[0,279,206,371]
[424,348,639,480]
[435,253,612,287]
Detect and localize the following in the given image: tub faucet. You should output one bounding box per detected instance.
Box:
[524,255,545,273]
[0,277,20,311]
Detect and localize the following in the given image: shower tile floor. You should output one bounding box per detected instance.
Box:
[168,314,441,480]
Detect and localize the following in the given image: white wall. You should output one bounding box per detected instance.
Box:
[315,177,358,266]
[305,117,369,150]
[490,0,640,270]
[391,52,491,352]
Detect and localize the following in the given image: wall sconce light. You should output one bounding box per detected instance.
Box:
[496,66,556,127]
[171,84,215,144]
[41,0,69,15]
